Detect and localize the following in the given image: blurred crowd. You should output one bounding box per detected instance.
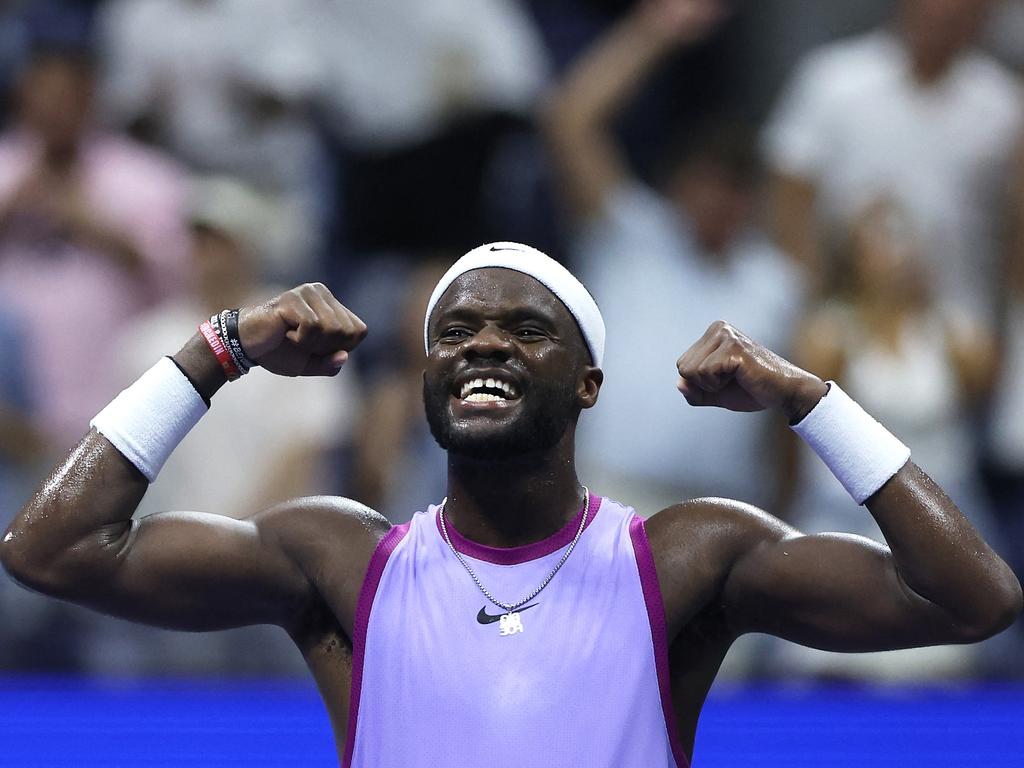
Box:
[1,0,1024,683]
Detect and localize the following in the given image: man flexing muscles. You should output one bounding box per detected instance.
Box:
[1,241,1020,767]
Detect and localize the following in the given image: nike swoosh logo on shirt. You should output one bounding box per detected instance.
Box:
[489,246,522,252]
[476,604,539,624]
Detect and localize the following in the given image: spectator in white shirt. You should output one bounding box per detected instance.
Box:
[97,0,325,279]
[544,0,805,514]
[764,0,1022,325]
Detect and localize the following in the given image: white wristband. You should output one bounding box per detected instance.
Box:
[90,357,208,482]
[791,382,910,504]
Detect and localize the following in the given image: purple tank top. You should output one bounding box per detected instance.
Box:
[343,495,689,768]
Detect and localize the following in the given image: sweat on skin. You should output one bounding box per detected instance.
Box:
[0,240,1021,766]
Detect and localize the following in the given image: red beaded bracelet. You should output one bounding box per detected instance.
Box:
[198,320,241,381]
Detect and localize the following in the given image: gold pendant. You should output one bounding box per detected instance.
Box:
[499,611,525,636]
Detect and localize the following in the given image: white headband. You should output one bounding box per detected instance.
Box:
[423,242,605,367]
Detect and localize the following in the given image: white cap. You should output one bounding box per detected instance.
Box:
[423,242,605,367]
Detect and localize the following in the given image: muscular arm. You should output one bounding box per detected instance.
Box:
[0,284,377,635]
[542,0,725,220]
[720,462,1020,650]
[654,321,1022,652]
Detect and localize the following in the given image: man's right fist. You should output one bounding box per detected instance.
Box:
[238,283,368,377]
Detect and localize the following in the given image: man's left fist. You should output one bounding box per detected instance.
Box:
[239,283,368,378]
[676,321,828,424]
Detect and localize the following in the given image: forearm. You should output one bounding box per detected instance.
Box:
[0,335,222,592]
[552,13,675,134]
[792,381,1022,636]
[1,282,368,634]
[867,463,1022,634]
[1,431,148,593]
[543,11,675,217]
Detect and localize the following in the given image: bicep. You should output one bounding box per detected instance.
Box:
[722,532,965,652]
[79,508,313,632]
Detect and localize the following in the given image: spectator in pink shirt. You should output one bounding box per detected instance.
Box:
[0,44,190,453]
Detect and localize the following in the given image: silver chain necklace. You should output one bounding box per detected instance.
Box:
[438,487,590,637]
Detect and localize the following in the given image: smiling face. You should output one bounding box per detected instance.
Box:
[423,268,600,460]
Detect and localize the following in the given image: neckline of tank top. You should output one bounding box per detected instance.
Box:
[431,493,603,566]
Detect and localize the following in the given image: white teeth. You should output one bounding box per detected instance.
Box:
[465,392,503,403]
[458,376,519,401]
[459,378,483,399]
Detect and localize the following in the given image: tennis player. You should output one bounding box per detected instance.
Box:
[2,242,1020,767]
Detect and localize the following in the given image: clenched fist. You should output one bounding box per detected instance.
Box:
[676,321,827,424]
[239,283,368,377]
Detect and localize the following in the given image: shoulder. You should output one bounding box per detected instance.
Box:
[255,495,392,564]
[645,497,791,578]
[801,31,895,81]
[251,496,391,643]
[765,33,893,168]
[957,50,1022,99]
[648,497,789,541]
[770,32,898,126]
[955,52,1024,132]
[643,499,795,635]
[258,494,391,536]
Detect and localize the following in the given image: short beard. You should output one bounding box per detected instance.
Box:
[423,375,579,461]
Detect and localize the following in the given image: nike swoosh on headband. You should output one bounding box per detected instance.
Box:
[476,603,539,624]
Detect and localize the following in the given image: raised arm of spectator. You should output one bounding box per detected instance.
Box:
[0,284,379,636]
[543,0,726,221]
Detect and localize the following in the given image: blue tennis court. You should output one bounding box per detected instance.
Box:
[2,678,1022,766]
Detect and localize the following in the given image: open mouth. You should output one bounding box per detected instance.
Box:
[455,376,521,404]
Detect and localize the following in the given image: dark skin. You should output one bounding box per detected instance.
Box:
[2,270,1021,764]
[0,56,145,273]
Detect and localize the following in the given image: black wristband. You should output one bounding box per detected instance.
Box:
[223,308,256,372]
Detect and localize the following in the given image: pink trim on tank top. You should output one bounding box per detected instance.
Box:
[342,522,411,768]
[629,515,690,768]
[433,492,602,565]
